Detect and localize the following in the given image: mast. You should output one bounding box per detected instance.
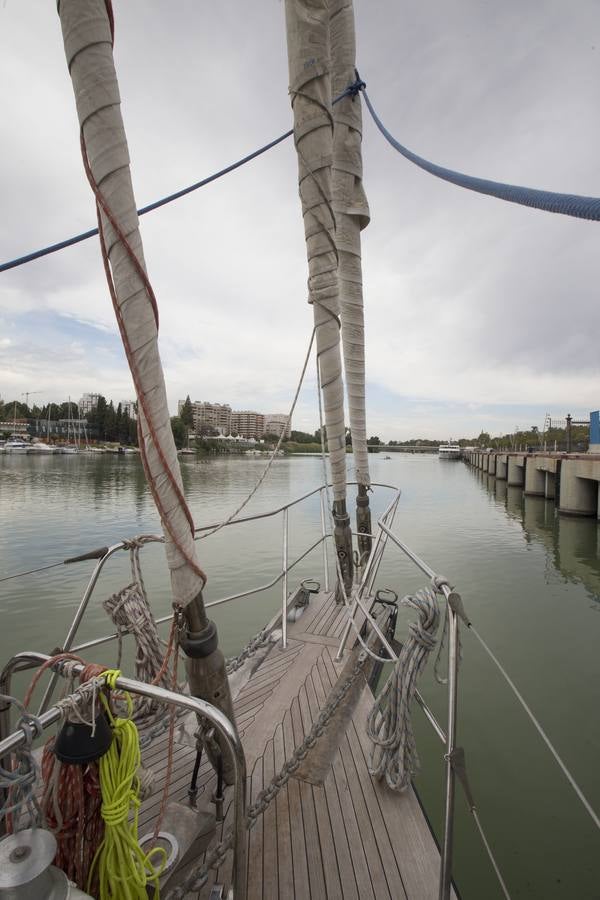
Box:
[330,0,372,560]
[284,0,354,595]
[57,0,236,773]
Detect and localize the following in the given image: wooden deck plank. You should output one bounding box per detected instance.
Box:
[345,720,407,899]
[295,590,334,634]
[273,721,295,899]
[316,654,376,900]
[137,586,448,899]
[297,680,328,900]
[308,595,337,635]
[310,657,360,900]
[247,755,263,900]
[283,708,310,900]
[304,670,344,900]
[262,738,278,899]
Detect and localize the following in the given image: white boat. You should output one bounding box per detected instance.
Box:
[60,445,79,455]
[29,441,57,454]
[438,442,461,460]
[3,438,30,454]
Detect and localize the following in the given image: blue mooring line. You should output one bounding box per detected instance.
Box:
[362,88,600,222]
[0,84,358,274]
[2,78,599,274]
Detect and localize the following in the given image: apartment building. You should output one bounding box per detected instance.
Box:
[78,392,101,415]
[179,399,291,439]
[230,410,265,439]
[264,414,291,439]
[187,401,232,435]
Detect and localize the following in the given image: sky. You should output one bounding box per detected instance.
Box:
[1,0,599,440]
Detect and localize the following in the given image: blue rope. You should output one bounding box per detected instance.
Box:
[0,84,358,274]
[362,87,600,222]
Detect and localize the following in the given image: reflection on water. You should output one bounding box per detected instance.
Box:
[478,470,600,608]
[1,453,599,899]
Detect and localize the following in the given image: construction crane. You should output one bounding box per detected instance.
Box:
[21,390,42,407]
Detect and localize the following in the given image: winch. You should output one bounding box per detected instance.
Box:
[0,829,94,900]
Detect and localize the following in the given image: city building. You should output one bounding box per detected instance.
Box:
[264,414,291,440]
[185,401,232,435]
[230,410,265,439]
[178,398,291,439]
[78,393,101,415]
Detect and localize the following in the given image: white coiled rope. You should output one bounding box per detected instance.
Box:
[366,586,440,791]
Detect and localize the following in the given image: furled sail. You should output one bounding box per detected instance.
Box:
[285,0,354,592]
[57,0,236,768]
[330,0,373,556]
[284,0,348,503]
[58,0,203,610]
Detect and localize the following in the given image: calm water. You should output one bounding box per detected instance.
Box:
[1,452,599,899]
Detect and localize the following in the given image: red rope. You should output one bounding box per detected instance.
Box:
[74,3,207,592]
[80,137,207,590]
[41,740,104,894]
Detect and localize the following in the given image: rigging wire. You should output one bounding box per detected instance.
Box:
[0,561,65,583]
[0,84,358,274]
[361,84,600,222]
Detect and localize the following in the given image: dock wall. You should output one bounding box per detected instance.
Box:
[463,450,600,519]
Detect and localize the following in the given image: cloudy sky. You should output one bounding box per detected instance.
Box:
[1,0,599,440]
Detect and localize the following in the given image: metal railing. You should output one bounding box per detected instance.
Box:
[0,651,248,899]
[6,481,396,712]
[6,478,591,899]
[341,502,600,900]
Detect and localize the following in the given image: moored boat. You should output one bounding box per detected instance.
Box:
[3,438,30,454]
[438,442,461,460]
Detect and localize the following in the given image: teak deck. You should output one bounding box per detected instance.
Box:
[140,591,447,898]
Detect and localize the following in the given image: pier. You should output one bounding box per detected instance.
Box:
[464,450,600,518]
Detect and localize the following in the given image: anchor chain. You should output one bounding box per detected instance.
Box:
[166,649,368,898]
[225,628,274,674]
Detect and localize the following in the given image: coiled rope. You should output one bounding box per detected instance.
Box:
[367,585,440,791]
[0,694,43,833]
[88,669,167,900]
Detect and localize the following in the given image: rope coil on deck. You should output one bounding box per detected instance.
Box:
[367,585,440,791]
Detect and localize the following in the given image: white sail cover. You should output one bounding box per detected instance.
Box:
[285,0,348,503]
[59,0,204,608]
[330,0,371,487]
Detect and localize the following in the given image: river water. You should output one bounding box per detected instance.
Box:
[0,452,598,899]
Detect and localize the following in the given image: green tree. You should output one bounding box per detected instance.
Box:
[170,416,186,449]
[290,429,316,444]
[180,395,194,430]
[88,395,108,439]
[104,401,116,442]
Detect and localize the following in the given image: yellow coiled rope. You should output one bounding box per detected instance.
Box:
[87,670,167,899]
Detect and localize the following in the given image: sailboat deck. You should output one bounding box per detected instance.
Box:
[140,591,448,898]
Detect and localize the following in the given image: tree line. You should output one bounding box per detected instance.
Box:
[0,396,138,445]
